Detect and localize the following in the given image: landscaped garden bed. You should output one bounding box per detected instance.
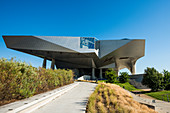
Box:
[86,83,156,113]
[0,58,74,106]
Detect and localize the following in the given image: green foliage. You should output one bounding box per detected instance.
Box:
[119,72,130,83]
[114,82,141,91]
[163,70,170,90]
[0,58,74,104]
[105,68,118,83]
[146,90,170,102]
[142,67,163,91]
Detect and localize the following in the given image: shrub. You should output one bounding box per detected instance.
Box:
[119,72,130,83]
[142,67,163,91]
[163,70,170,90]
[0,58,74,105]
[105,68,118,83]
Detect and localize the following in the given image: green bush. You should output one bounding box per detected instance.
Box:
[105,68,118,83]
[119,72,129,83]
[163,70,170,90]
[142,67,163,91]
[0,58,74,105]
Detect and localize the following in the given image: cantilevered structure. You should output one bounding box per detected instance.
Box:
[2,36,145,79]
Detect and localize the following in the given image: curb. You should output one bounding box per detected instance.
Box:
[7,82,79,113]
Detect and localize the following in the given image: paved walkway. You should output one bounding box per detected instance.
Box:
[32,82,97,113]
[0,83,78,113]
[130,92,170,113]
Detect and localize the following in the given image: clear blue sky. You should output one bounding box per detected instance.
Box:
[0,0,170,74]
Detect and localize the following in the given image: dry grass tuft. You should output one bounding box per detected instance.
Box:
[86,83,157,113]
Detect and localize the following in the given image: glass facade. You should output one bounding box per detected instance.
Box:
[80,37,95,49]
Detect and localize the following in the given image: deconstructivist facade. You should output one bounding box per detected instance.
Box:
[3,36,145,79]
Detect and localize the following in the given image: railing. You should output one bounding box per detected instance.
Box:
[161,93,170,102]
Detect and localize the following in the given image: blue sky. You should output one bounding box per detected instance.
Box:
[0,0,170,74]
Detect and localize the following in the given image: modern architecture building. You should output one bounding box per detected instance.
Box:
[3,36,145,79]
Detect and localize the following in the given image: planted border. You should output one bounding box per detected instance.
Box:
[86,83,157,113]
[0,58,74,106]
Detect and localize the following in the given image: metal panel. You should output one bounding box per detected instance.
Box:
[3,36,76,52]
[99,39,131,58]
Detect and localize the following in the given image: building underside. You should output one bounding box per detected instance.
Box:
[3,36,145,79]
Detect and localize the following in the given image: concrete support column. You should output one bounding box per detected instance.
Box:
[114,58,119,75]
[42,58,47,69]
[51,58,55,70]
[128,59,136,75]
[130,62,136,75]
[114,68,119,76]
[99,68,103,79]
[92,68,95,80]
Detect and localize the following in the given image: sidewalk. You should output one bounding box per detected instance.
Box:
[32,82,97,113]
[0,82,79,113]
[130,92,170,113]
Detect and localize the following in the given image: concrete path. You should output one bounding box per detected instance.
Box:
[130,92,170,113]
[0,82,78,113]
[32,82,97,113]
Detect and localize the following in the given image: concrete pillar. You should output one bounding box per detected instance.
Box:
[92,68,95,80]
[99,68,103,79]
[114,68,119,76]
[128,60,136,75]
[42,58,47,69]
[130,63,136,75]
[114,58,119,75]
[51,58,55,70]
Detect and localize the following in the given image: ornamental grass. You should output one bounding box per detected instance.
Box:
[86,83,157,113]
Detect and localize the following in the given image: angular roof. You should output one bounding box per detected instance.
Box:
[2,35,145,70]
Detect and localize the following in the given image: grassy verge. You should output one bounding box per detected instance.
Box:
[145,90,170,102]
[97,80,107,83]
[75,80,96,83]
[114,82,142,91]
[86,83,156,113]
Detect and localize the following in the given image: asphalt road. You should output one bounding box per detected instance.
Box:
[32,82,97,113]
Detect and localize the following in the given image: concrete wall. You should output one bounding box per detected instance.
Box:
[129,74,146,82]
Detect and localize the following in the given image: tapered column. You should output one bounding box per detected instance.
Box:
[114,68,119,76]
[42,58,47,69]
[51,59,55,70]
[130,62,136,75]
[92,68,95,80]
[99,68,103,79]
[114,58,119,75]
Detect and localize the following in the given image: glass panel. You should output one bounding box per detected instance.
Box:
[80,37,95,49]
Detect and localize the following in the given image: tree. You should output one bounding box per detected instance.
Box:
[119,72,130,83]
[142,67,163,91]
[105,68,118,83]
[163,70,170,90]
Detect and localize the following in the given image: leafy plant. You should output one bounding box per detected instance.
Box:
[0,57,74,106]
[142,67,163,91]
[119,72,130,83]
[105,68,118,83]
[163,70,170,90]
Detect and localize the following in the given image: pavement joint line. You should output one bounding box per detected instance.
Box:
[6,82,79,113]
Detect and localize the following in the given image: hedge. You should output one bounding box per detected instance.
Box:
[0,58,74,105]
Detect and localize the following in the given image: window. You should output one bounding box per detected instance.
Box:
[80,37,95,49]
